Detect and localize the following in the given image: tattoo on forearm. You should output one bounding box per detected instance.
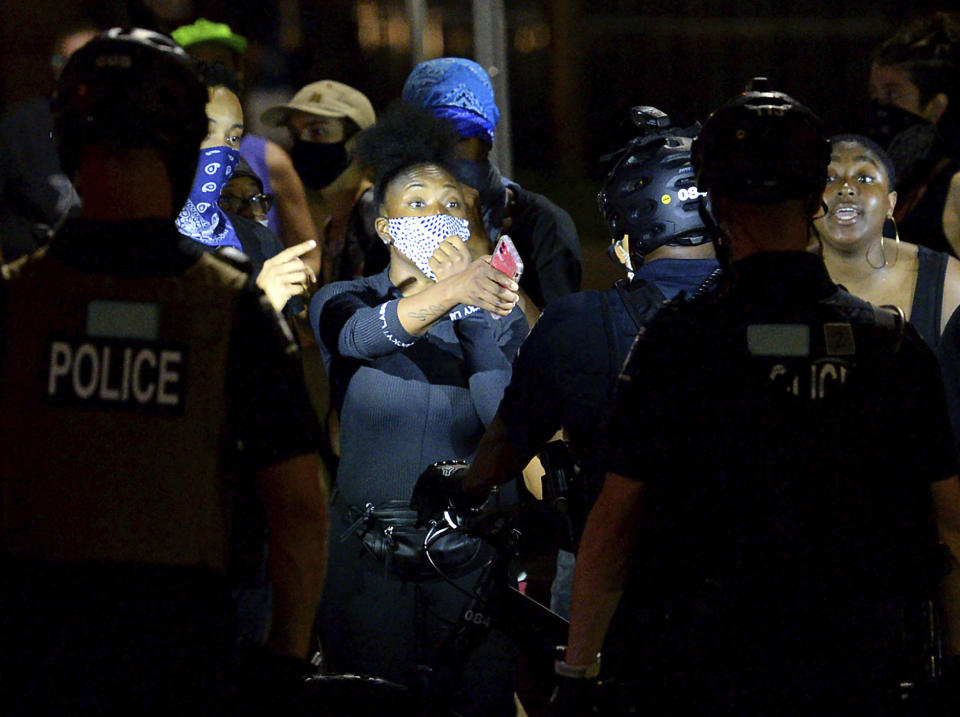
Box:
[407,305,446,322]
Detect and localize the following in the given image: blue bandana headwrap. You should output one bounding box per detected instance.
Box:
[402,58,500,144]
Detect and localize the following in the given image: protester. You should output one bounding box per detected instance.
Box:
[868,11,960,256]
[262,80,376,285]
[310,102,526,715]
[172,17,321,272]
[816,134,960,348]
[402,57,582,307]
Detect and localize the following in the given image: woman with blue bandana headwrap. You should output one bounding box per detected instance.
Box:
[309,102,527,716]
[401,57,583,308]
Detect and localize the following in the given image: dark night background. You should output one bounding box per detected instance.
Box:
[1,0,951,289]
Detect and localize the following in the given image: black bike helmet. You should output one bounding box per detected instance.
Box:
[52,27,209,208]
[691,78,830,204]
[598,106,715,261]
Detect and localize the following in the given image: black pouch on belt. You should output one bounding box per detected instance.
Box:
[340,500,486,580]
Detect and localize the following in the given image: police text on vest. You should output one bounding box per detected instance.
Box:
[45,338,187,413]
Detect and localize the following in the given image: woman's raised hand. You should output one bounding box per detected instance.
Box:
[429,235,474,282]
[429,236,518,314]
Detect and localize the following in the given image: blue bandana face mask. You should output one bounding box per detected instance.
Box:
[387,214,471,280]
[176,146,242,250]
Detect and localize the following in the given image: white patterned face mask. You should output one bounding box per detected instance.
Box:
[387,214,471,280]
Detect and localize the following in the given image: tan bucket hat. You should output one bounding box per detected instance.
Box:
[261,80,375,130]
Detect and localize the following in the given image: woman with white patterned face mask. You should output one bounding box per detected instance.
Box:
[371,161,518,325]
[308,102,526,716]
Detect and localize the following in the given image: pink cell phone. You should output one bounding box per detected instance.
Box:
[490,235,523,282]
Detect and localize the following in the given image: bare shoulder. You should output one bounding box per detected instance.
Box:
[942,171,960,256]
[949,168,960,193]
[941,254,960,332]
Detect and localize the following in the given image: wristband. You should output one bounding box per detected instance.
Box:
[554,645,601,679]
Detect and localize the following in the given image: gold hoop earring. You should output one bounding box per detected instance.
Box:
[868,217,900,269]
[882,216,900,268]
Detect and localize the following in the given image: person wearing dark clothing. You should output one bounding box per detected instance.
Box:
[0,25,96,261]
[561,82,960,716]
[402,57,582,307]
[498,182,582,307]
[412,108,721,619]
[817,134,960,349]
[912,243,952,346]
[0,98,78,261]
[867,12,960,256]
[311,103,525,715]
[896,156,960,257]
[0,30,327,715]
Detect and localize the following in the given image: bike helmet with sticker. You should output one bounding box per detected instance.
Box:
[52,27,209,207]
[598,106,715,261]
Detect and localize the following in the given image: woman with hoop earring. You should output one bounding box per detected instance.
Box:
[815,134,960,348]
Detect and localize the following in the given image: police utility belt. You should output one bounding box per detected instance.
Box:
[339,500,485,581]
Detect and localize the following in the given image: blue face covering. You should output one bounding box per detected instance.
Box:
[176,146,242,250]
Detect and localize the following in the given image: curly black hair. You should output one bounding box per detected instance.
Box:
[192,58,244,96]
[353,101,460,207]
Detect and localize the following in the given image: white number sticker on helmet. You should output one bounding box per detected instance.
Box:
[677,186,704,201]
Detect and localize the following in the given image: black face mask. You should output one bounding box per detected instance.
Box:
[290,140,350,189]
[447,157,508,235]
[866,100,941,192]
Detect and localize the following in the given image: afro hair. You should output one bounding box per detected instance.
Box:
[353,101,461,206]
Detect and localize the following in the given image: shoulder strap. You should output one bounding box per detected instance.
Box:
[613,278,653,331]
[599,288,626,388]
[910,246,946,347]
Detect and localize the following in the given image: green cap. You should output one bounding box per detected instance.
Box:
[171,18,248,56]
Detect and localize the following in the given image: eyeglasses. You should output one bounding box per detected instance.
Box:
[218,192,274,214]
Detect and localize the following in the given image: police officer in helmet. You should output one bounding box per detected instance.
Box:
[0,28,326,714]
[559,81,960,715]
[412,106,721,622]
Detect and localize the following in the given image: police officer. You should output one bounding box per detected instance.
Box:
[560,83,960,715]
[411,107,721,620]
[0,29,326,714]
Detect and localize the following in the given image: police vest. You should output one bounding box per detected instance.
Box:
[1,248,250,574]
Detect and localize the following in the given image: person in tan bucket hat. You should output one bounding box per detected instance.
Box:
[262,80,376,285]
[262,82,378,479]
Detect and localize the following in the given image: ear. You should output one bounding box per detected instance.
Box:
[922,92,949,124]
[612,234,631,266]
[888,190,898,216]
[375,216,392,245]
